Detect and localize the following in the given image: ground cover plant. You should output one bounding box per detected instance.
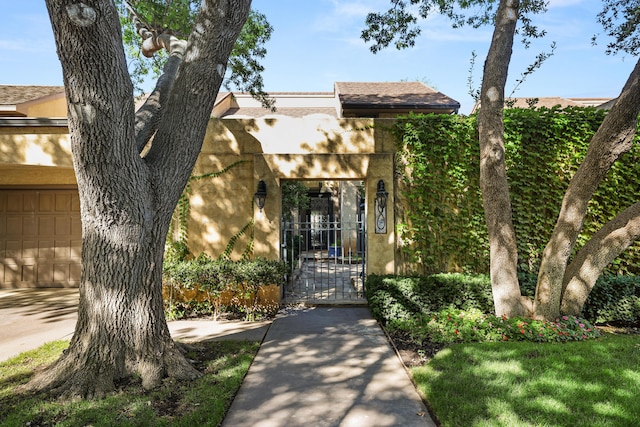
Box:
[366,273,640,426]
[0,340,259,427]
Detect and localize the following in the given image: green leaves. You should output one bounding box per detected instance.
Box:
[394,113,486,274]
[394,107,640,275]
[361,0,548,53]
[116,1,273,103]
[596,0,640,55]
[366,274,604,344]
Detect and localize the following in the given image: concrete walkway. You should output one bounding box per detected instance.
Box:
[222,306,435,427]
[1,290,437,426]
[0,288,79,361]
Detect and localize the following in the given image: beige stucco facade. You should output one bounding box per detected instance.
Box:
[0,127,76,186]
[191,117,396,275]
[1,116,398,280]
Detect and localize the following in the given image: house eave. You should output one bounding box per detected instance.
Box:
[0,117,69,127]
[341,103,460,111]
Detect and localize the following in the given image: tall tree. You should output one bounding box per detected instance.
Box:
[363,0,640,320]
[475,0,529,317]
[24,0,252,399]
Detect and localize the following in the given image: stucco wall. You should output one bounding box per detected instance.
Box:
[1,117,398,275]
[0,128,76,186]
[192,117,396,275]
[19,94,67,118]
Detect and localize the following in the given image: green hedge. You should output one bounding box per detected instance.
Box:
[162,257,287,320]
[163,257,286,293]
[366,273,640,326]
[393,107,640,275]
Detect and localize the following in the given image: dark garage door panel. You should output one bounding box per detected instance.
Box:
[0,189,81,288]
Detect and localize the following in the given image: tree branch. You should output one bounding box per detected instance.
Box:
[144,0,251,210]
[561,202,640,315]
[134,47,184,154]
[477,0,528,317]
[125,0,188,153]
[534,57,640,319]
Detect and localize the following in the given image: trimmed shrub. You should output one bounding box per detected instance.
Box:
[163,257,286,320]
[366,273,639,344]
[583,275,640,325]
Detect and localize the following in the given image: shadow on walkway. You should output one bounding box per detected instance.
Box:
[222,306,436,427]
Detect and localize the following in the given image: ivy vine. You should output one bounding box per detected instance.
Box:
[166,160,253,262]
[393,107,640,276]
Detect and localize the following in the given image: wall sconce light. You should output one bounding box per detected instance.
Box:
[375,179,388,234]
[254,180,267,212]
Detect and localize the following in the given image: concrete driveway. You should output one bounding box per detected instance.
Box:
[0,288,271,363]
[0,288,79,361]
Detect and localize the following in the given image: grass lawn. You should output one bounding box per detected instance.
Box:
[412,333,640,427]
[0,340,259,427]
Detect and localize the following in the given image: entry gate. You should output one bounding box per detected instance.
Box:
[281,215,366,303]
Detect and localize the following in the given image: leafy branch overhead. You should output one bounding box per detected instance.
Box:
[361,0,548,53]
[595,0,640,55]
[117,0,274,110]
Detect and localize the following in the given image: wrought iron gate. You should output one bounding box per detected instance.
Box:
[281,215,366,303]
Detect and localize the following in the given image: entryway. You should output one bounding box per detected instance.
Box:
[281,181,366,304]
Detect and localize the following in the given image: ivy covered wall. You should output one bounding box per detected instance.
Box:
[393,107,640,276]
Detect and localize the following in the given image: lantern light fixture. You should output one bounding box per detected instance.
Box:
[375,179,388,234]
[254,180,267,212]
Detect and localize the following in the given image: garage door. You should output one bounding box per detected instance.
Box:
[0,189,81,288]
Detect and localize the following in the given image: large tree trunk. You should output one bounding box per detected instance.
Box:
[25,0,251,399]
[478,0,529,317]
[534,57,640,320]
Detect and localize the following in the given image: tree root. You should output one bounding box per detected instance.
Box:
[21,340,202,400]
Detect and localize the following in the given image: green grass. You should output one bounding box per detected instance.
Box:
[412,333,640,427]
[0,340,259,427]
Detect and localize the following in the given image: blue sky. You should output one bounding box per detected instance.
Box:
[1,0,636,114]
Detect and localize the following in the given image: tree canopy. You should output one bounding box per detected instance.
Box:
[118,0,274,109]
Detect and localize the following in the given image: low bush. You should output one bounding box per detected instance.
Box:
[583,275,640,325]
[366,274,494,326]
[398,308,600,344]
[163,256,286,320]
[366,273,640,344]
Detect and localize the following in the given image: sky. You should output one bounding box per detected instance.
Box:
[0,0,636,114]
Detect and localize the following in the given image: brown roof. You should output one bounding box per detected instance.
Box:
[505,97,582,109]
[471,96,615,113]
[0,85,65,105]
[335,82,460,110]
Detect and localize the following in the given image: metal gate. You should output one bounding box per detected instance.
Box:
[281,215,366,303]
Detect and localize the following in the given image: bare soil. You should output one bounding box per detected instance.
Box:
[385,329,447,368]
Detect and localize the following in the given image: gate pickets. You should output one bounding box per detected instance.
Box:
[281,215,366,303]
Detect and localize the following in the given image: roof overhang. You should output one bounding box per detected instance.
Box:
[0,117,68,127]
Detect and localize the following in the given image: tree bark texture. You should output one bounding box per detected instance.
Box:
[561,202,640,315]
[535,57,640,320]
[27,0,251,399]
[477,0,529,317]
